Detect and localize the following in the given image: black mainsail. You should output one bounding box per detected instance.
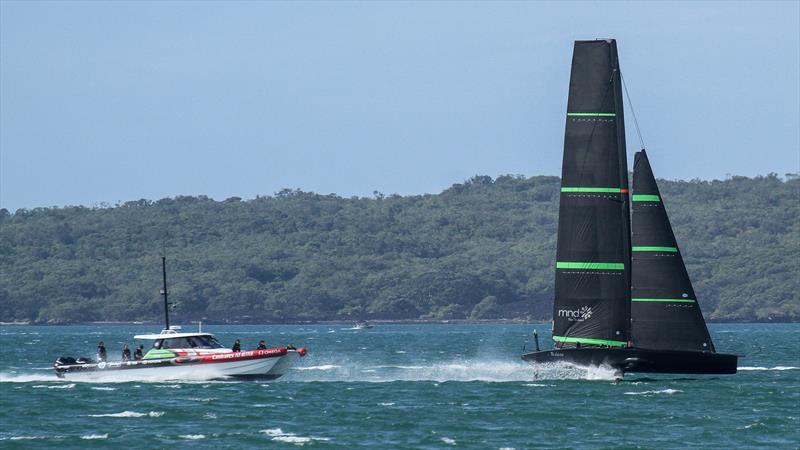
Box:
[554,39,631,348]
[631,150,715,352]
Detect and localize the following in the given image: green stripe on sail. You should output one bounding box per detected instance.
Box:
[632,194,660,202]
[632,298,696,303]
[567,112,616,117]
[556,262,624,270]
[561,187,623,193]
[553,336,627,347]
[632,246,678,252]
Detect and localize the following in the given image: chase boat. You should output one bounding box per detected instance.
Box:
[54,257,307,380]
[54,326,306,380]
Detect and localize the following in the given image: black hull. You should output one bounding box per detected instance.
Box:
[521,347,737,375]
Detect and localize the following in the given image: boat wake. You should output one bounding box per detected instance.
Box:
[0,367,239,384]
[1,359,622,383]
[285,358,620,382]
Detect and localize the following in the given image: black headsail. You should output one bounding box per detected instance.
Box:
[553,39,631,348]
[631,150,715,352]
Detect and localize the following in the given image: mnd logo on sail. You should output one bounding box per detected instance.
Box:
[558,306,593,322]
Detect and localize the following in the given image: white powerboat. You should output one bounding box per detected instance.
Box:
[54,327,306,380]
[53,257,307,380]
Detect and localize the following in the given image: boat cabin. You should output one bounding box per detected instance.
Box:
[133,327,230,359]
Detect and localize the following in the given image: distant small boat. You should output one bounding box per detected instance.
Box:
[353,321,373,330]
[521,39,737,379]
[54,257,307,379]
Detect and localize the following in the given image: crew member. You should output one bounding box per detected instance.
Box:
[134,344,144,361]
[232,339,241,352]
[257,340,267,350]
[97,341,107,362]
[121,344,131,362]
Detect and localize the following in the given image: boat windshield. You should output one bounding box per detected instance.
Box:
[152,336,225,349]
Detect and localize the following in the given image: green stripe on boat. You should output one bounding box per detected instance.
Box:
[561,187,623,193]
[632,194,660,202]
[552,336,627,347]
[143,349,176,360]
[632,298,696,303]
[567,112,616,117]
[632,246,678,252]
[556,262,624,270]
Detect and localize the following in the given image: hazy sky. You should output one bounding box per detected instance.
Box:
[1,1,798,211]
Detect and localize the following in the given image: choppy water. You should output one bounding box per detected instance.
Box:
[1,323,798,448]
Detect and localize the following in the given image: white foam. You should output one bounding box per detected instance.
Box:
[91,386,117,391]
[87,411,164,418]
[738,366,799,371]
[1,366,240,383]
[260,428,330,446]
[81,434,108,440]
[4,436,48,441]
[441,437,456,445]
[624,389,683,396]
[379,402,395,406]
[179,434,206,440]
[33,383,75,389]
[288,358,620,382]
[295,365,340,371]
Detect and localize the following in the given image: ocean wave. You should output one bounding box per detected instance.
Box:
[81,434,109,440]
[1,435,52,441]
[260,428,330,445]
[294,364,340,371]
[624,389,683,396]
[91,386,117,391]
[87,411,164,418]
[33,383,75,389]
[441,437,457,445]
[179,434,206,440]
[738,366,799,371]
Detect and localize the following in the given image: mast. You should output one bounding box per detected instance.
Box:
[630,150,715,352]
[161,256,170,330]
[552,39,631,348]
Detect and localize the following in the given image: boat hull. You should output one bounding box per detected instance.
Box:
[55,348,305,380]
[521,347,737,375]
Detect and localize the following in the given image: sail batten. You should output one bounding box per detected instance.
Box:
[552,39,631,347]
[630,150,716,352]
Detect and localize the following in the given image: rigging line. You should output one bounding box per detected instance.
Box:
[620,70,646,150]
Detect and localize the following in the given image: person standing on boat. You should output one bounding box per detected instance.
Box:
[97,341,107,362]
[121,344,131,362]
[232,339,241,352]
[257,340,267,350]
[134,344,144,361]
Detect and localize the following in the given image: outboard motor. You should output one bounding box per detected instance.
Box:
[55,356,76,366]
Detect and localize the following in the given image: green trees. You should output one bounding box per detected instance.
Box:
[0,174,797,323]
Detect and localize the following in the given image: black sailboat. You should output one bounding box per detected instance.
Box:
[521,39,737,376]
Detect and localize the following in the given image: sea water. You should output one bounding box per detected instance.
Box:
[0,323,797,448]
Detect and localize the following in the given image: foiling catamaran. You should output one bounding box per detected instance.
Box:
[54,257,307,379]
[521,39,737,378]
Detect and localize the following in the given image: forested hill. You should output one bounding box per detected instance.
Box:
[1,174,797,324]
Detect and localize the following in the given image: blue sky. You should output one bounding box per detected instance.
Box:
[1,1,798,211]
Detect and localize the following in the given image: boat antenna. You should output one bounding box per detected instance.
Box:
[620,70,646,150]
[161,255,170,330]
